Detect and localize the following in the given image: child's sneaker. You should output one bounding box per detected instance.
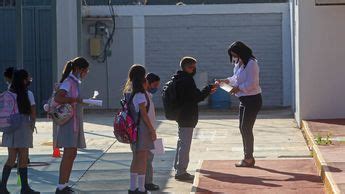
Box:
[0,186,10,194]
[55,186,74,194]
[21,187,40,194]
[128,189,137,194]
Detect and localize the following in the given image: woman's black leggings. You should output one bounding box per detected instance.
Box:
[239,93,262,159]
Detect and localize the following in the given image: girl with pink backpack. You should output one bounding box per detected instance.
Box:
[123,65,157,194]
[53,57,90,194]
[0,69,39,194]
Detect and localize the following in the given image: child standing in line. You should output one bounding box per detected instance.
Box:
[54,57,89,194]
[143,73,160,191]
[123,65,157,194]
[0,69,39,194]
[3,67,15,89]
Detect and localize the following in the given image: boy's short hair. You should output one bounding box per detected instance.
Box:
[4,67,15,79]
[146,73,160,84]
[180,56,197,70]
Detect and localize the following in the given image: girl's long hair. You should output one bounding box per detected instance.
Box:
[60,57,89,83]
[228,41,256,66]
[123,64,146,95]
[10,69,31,115]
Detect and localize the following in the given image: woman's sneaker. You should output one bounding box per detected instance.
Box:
[55,186,74,194]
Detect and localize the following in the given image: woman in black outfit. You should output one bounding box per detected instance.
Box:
[216,41,262,167]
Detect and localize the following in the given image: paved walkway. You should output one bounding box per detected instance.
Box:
[0,109,317,193]
[193,160,323,193]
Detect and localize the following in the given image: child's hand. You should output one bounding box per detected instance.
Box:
[150,130,157,141]
[210,85,218,94]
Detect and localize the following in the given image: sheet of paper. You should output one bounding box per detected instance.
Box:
[220,83,233,93]
[83,99,103,107]
[151,138,165,155]
[92,90,99,99]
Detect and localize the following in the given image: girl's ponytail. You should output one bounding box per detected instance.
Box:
[59,57,89,83]
[60,61,74,83]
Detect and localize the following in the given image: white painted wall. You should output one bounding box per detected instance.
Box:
[84,3,292,108]
[294,0,345,124]
[56,0,79,79]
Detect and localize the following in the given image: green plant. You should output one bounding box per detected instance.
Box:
[315,133,332,145]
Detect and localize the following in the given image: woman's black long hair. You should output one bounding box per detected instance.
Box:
[123,64,146,95]
[228,41,256,67]
[10,69,31,115]
[60,57,90,83]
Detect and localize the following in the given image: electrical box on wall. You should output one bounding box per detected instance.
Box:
[89,37,102,57]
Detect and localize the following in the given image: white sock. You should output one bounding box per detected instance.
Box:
[57,184,67,190]
[138,175,146,192]
[130,173,138,191]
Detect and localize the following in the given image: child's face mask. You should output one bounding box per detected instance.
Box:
[77,68,89,80]
[148,88,158,94]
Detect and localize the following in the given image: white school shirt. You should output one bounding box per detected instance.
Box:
[8,90,36,106]
[133,91,156,128]
[227,59,262,97]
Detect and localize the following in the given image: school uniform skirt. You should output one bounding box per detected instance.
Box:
[1,115,33,148]
[131,118,154,151]
[54,104,86,149]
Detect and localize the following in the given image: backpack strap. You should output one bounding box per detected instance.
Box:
[6,91,18,114]
[66,76,79,133]
[144,92,150,113]
[130,92,151,126]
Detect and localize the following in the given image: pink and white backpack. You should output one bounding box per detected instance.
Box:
[44,77,78,126]
[0,91,21,133]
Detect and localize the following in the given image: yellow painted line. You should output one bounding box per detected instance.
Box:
[301,120,341,194]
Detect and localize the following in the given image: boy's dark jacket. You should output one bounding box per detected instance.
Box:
[174,70,211,128]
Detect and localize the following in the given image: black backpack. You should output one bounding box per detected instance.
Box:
[162,78,179,120]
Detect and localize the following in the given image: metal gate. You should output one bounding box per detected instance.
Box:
[0,0,53,115]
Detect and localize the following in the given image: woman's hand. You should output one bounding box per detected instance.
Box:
[150,130,157,141]
[230,86,240,95]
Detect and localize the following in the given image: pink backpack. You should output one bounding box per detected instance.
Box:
[113,95,139,144]
[0,91,21,133]
[113,93,150,144]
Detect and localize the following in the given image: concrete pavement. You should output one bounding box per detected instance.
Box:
[0,109,315,193]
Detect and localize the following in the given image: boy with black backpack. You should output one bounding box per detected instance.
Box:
[162,56,216,181]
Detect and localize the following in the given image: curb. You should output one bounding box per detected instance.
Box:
[191,160,204,194]
[301,120,341,194]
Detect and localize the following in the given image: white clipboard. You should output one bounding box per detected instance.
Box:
[82,99,103,107]
[219,83,233,93]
